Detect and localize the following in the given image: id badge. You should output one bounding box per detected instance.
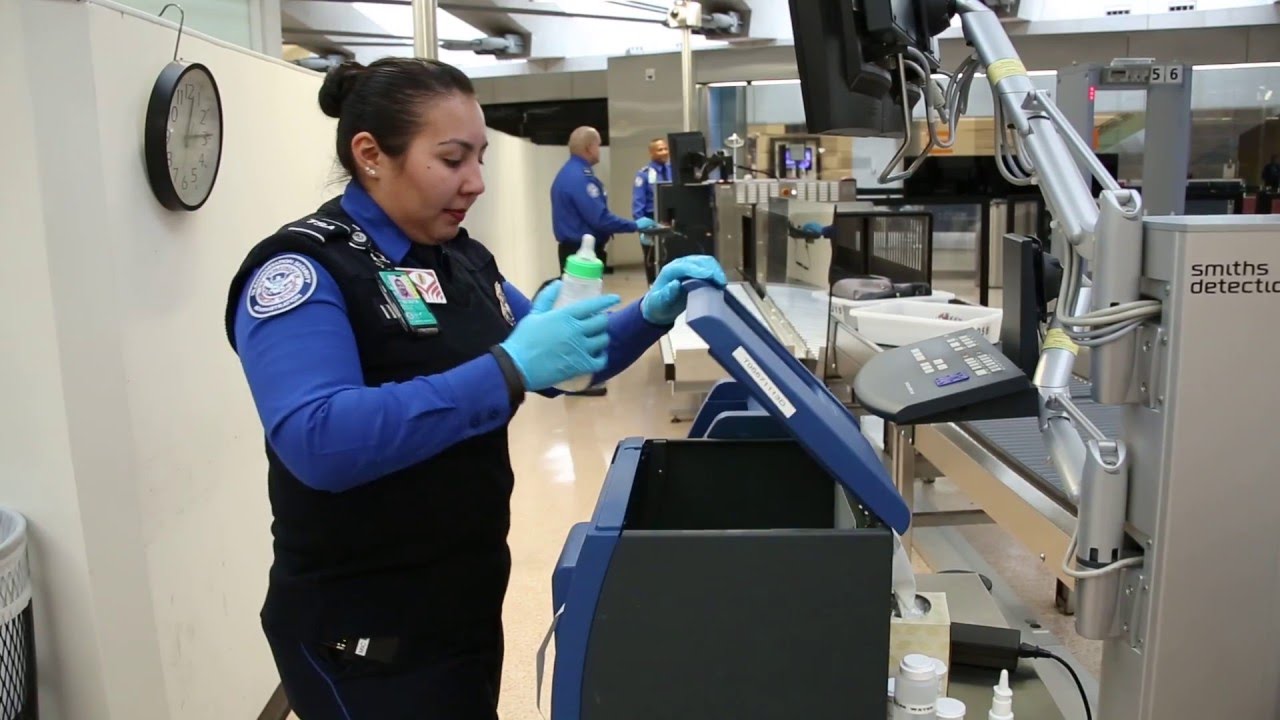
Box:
[378,271,438,335]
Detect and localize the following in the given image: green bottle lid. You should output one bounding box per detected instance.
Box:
[565,253,604,279]
[564,235,605,279]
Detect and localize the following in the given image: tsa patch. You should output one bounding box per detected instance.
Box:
[586,183,601,199]
[494,281,516,326]
[247,254,317,318]
[634,175,644,188]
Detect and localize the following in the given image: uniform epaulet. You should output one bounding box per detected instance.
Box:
[277,213,357,244]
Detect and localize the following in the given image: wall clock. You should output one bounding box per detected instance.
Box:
[144,61,224,211]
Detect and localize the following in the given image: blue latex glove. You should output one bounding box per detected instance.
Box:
[641,255,728,325]
[801,221,829,237]
[500,281,620,391]
[636,217,659,231]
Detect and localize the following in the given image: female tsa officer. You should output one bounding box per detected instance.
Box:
[224,58,726,719]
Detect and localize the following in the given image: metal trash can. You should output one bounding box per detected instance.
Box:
[0,509,36,719]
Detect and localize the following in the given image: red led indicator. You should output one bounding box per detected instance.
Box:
[1089,86,1097,102]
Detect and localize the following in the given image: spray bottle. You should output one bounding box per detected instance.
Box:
[551,234,605,392]
[988,669,1014,720]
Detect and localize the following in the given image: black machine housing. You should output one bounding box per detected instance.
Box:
[579,439,893,720]
[789,0,952,137]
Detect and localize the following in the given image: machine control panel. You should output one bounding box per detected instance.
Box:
[854,328,1039,425]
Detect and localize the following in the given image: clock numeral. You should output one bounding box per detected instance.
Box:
[202,134,209,147]
[176,89,184,107]
[167,151,173,168]
[170,105,178,123]
[199,154,207,168]
[200,109,208,125]
[191,168,199,183]
[185,83,195,103]
[181,177,189,190]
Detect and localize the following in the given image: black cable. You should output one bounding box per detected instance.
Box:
[1019,643,1092,720]
[737,166,777,179]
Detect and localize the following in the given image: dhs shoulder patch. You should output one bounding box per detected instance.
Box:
[247,254,318,319]
[586,183,601,199]
[634,174,645,188]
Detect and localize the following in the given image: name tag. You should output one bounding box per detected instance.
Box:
[378,270,438,334]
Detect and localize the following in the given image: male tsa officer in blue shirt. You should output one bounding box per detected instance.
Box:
[551,125,659,276]
[632,137,671,285]
[226,58,725,720]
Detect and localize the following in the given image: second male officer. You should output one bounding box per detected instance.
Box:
[552,126,658,275]
[632,137,671,285]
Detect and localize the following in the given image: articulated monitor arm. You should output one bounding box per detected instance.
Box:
[954,1,1156,636]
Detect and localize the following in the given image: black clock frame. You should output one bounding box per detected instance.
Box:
[144,61,223,212]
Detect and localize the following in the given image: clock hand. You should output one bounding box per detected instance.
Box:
[184,90,199,148]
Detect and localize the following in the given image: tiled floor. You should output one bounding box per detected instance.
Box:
[288,268,1086,719]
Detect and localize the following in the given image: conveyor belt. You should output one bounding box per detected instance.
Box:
[763,283,829,358]
[961,381,1124,506]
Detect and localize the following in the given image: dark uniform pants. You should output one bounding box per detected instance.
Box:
[266,627,503,720]
[558,238,608,274]
[640,237,658,285]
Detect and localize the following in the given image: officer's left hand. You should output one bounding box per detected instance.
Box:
[641,255,728,325]
[636,217,659,231]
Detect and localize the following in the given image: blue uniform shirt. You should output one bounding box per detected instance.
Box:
[551,154,637,245]
[235,181,666,493]
[632,160,671,248]
[631,159,671,221]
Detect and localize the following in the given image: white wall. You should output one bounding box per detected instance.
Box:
[3,0,336,717]
[0,2,110,718]
[467,137,620,291]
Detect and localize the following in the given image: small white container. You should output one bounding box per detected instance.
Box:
[932,657,949,694]
[893,653,939,719]
[847,300,1004,347]
[937,697,967,719]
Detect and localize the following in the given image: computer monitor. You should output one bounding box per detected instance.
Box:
[789,0,950,137]
[667,131,709,187]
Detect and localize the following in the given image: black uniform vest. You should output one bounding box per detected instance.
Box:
[225,198,517,640]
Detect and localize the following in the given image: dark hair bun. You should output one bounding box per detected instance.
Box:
[318,61,366,118]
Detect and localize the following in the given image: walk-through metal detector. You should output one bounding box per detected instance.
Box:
[1057,61,1194,215]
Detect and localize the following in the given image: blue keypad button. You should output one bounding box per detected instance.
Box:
[934,372,970,388]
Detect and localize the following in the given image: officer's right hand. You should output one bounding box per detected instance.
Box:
[801,222,829,238]
[499,281,620,391]
[636,217,659,231]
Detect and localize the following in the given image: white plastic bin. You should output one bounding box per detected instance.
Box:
[846,300,1004,347]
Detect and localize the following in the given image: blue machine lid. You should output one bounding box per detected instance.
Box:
[683,282,910,533]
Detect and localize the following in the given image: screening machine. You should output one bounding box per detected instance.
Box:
[546,283,905,720]
[793,0,1280,717]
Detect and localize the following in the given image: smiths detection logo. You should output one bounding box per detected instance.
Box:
[1190,261,1279,295]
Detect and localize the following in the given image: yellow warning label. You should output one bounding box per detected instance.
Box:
[987,58,1028,85]
[1043,328,1079,355]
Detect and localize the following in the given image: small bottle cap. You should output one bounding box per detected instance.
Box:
[901,654,937,682]
[937,697,967,719]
